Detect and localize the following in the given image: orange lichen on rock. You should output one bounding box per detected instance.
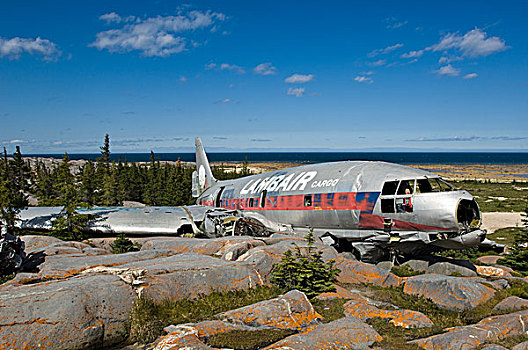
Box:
[344,296,433,329]
[476,265,513,277]
[218,290,321,331]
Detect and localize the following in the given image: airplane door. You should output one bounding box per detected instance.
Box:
[214,187,225,207]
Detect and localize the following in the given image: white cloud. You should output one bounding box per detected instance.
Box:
[215,98,232,104]
[179,76,187,82]
[99,12,128,24]
[9,139,26,144]
[385,17,408,30]
[285,74,314,83]
[463,73,478,79]
[0,37,61,61]
[435,64,460,76]
[90,10,226,57]
[368,43,403,57]
[219,63,245,74]
[429,28,508,58]
[287,87,305,97]
[367,59,386,67]
[401,50,424,58]
[253,62,276,75]
[354,75,373,83]
[206,62,244,73]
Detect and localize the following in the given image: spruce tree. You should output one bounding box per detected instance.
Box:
[79,160,97,206]
[52,153,91,240]
[0,147,28,233]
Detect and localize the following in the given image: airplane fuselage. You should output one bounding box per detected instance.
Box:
[197,160,485,258]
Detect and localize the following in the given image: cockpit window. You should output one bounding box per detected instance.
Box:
[438,179,455,191]
[416,178,454,193]
[397,180,414,195]
[382,181,398,195]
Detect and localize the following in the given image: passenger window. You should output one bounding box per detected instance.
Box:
[249,198,254,207]
[260,190,267,208]
[304,194,312,207]
[382,181,398,195]
[397,180,414,195]
[381,198,395,213]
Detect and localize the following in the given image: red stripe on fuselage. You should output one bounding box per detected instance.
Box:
[201,192,378,212]
[199,191,453,232]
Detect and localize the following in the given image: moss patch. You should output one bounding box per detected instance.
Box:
[391,265,425,278]
[206,329,295,350]
[312,298,346,323]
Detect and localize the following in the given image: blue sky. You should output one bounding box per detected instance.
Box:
[0,0,527,153]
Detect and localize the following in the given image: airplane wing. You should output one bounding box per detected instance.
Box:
[17,205,270,237]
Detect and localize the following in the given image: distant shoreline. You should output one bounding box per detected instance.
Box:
[20,156,528,182]
[19,151,528,166]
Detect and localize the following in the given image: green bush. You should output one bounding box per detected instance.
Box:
[110,234,141,254]
[270,230,340,299]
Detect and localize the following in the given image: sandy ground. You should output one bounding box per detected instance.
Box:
[481,212,524,233]
[408,164,528,182]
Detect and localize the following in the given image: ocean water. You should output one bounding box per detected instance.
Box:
[25,152,528,165]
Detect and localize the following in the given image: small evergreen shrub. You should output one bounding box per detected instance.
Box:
[270,230,340,299]
[111,234,141,254]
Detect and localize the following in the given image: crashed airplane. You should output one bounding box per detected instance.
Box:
[19,137,489,262]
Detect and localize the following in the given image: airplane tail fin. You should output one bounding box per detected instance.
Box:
[193,137,217,197]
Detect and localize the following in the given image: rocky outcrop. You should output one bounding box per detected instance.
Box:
[217,290,320,330]
[477,255,502,265]
[335,257,402,287]
[154,326,215,350]
[263,317,382,349]
[403,274,495,311]
[0,274,136,350]
[22,235,107,256]
[412,309,528,349]
[492,296,528,312]
[122,253,264,301]
[513,341,528,350]
[402,257,477,277]
[0,237,265,350]
[481,346,509,350]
